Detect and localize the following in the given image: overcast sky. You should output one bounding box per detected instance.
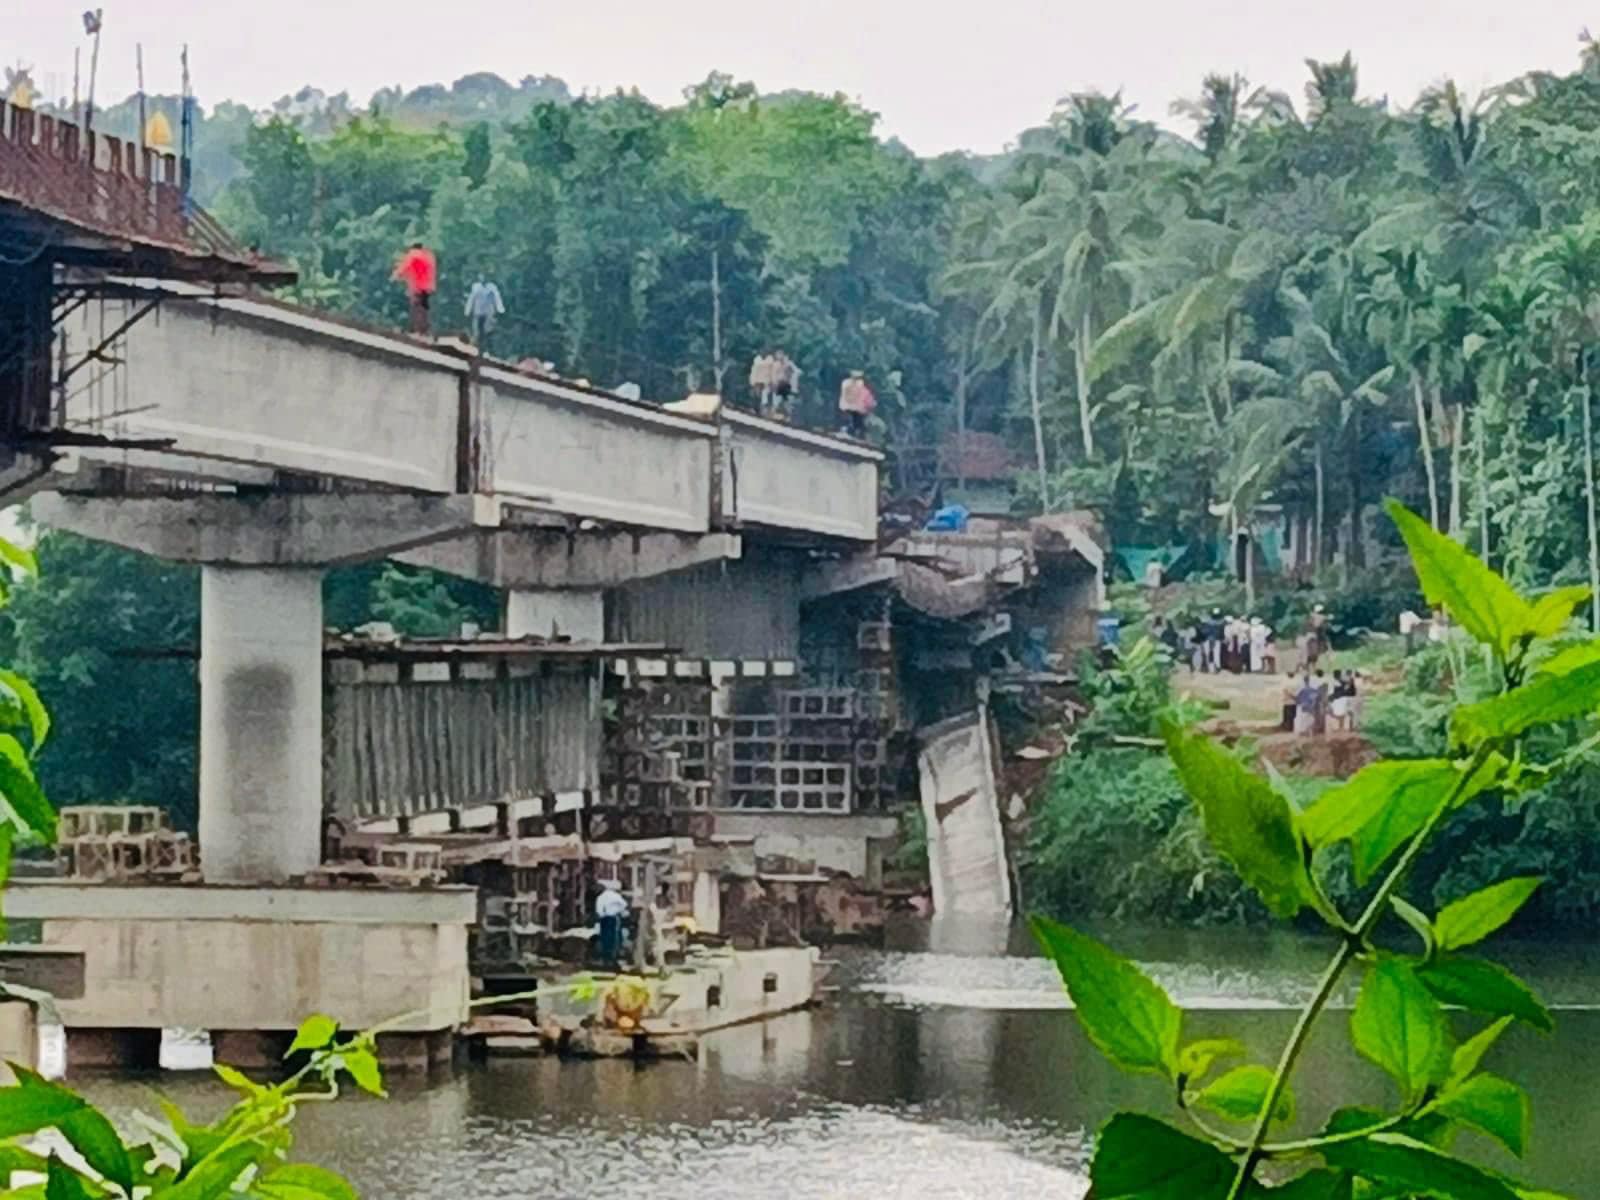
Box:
[11,1,1600,154]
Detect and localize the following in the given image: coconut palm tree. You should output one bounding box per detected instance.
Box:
[1529,215,1600,628]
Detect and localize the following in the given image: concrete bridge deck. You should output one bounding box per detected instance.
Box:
[56,287,880,542]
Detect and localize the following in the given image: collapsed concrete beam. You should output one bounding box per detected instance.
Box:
[31,492,488,565]
[399,528,741,589]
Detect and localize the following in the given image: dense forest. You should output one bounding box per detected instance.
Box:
[89,36,1600,588]
[24,36,1600,926]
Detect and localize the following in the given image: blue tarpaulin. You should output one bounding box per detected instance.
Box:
[925,504,971,532]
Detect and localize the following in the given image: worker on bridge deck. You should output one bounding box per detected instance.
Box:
[392,242,438,337]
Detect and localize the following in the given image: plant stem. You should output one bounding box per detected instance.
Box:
[1223,941,1354,1199]
[1223,743,1499,1199]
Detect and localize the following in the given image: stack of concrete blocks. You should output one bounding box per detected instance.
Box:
[57,806,193,881]
[375,842,445,883]
[604,666,712,811]
[727,708,781,810]
[473,893,514,965]
[503,860,587,961]
[852,614,896,812]
[774,689,855,812]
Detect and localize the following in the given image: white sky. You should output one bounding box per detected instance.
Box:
[9,0,1600,155]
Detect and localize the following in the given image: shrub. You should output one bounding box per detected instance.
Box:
[1024,749,1265,926]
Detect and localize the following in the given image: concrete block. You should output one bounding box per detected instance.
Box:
[0,1002,37,1082]
[211,1030,293,1071]
[375,1029,454,1072]
[65,1027,161,1072]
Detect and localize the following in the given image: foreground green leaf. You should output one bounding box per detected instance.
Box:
[1178,1037,1246,1084]
[1192,1064,1295,1124]
[1089,1113,1235,1199]
[1163,725,1311,917]
[1534,639,1600,677]
[1322,1133,1519,1200]
[164,1141,268,1200]
[0,670,49,752]
[287,1014,339,1056]
[1261,1171,1348,1199]
[214,1063,266,1096]
[1418,957,1555,1032]
[1351,958,1449,1101]
[1386,498,1533,662]
[340,1046,386,1097]
[0,1071,130,1191]
[1436,878,1543,952]
[44,1156,96,1200]
[1452,660,1600,744]
[1390,895,1436,955]
[1030,917,1181,1076]
[1450,1017,1515,1088]
[1438,1073,1530,1157]
[1302,759,1500,884]
[1524,586,1591,639]
[0,538,36,579]
[0,743,54,844]
[252,1162,361,1199]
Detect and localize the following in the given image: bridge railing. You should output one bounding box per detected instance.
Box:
[0,104,249,263]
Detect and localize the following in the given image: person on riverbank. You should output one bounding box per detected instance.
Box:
[1294,673,1319,735]
[1249,616,1270,674]
[1281,671,1300,732]
[1312,669,1330,735]
[1330,669,1352,732]
[595,878,628,967]
[1200,608,1224,673]
[1306,604,1329,663]
[392,242,437,336]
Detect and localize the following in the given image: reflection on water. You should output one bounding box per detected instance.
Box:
[75,923,1600,1198]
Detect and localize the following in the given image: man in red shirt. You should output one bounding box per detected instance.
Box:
[392,242,438,336]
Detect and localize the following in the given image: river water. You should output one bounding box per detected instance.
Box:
[79,919,1600,1197]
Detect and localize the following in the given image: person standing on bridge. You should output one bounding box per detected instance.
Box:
[838,369,875,438]
[465,272,505,352]
[392,242,438,337]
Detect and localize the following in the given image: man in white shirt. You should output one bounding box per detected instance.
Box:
[594,878,629,967]
[465,274,506,352]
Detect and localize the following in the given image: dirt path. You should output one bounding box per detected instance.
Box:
[1176,667,1288,726]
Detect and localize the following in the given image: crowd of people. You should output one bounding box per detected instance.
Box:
[1151,602,1361,737]
[1153,609,1282,674]
[1281,668,1362,735]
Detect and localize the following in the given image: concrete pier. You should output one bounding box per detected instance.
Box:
[200,566,324,883]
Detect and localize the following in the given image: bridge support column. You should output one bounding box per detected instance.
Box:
[34,492,488,885]
[199,566,325,883]
[505,588,604,642]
